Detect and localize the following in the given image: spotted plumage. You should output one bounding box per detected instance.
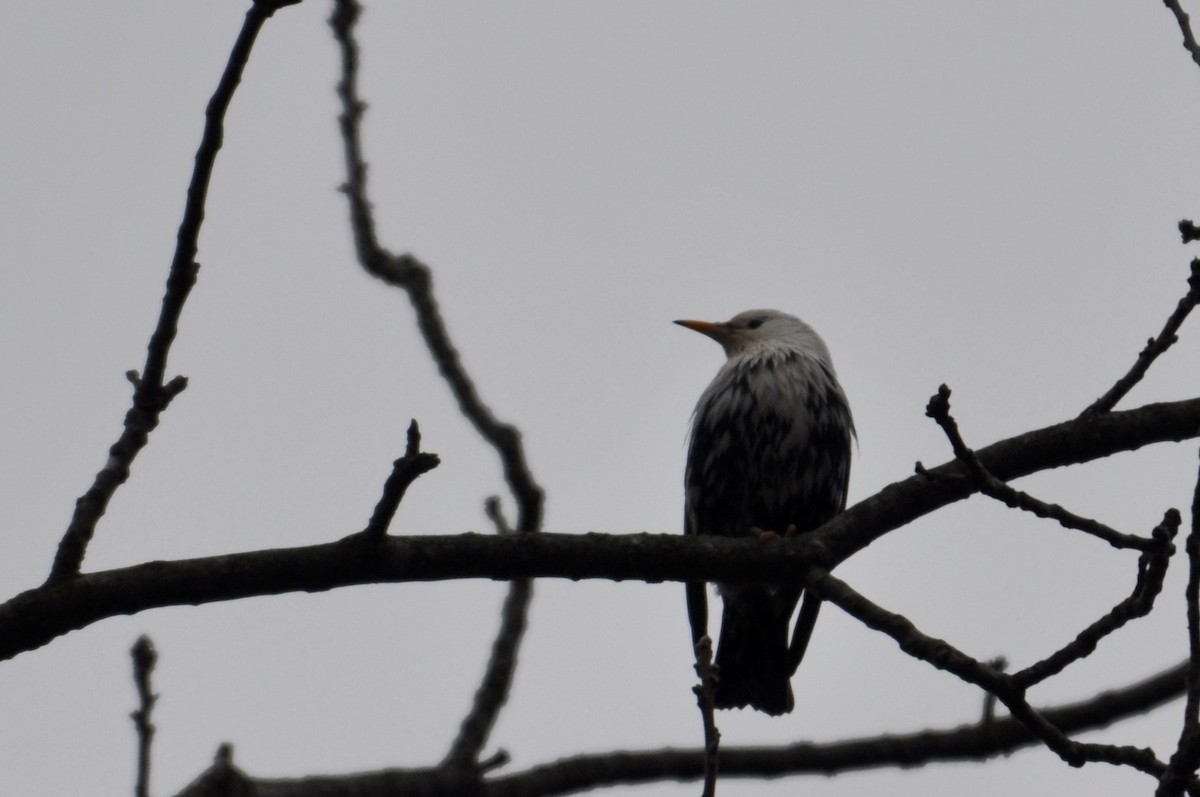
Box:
[677,309,853,715]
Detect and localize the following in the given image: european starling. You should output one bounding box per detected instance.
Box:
[677,309,853,715]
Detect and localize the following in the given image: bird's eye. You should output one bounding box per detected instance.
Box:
[747,318,764,329]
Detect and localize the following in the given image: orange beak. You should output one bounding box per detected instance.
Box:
[674,319,725,342]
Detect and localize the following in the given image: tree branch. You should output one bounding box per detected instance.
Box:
[329,0,544,768]
[691,635,720,797]
[46,0,297,583]
[1158,450,1200,796]
[360,421,440,539]
[169,661,1191,797]
[328,0,543,533]
[130,635,158,797]
[1080,255,1200,417]
[1013,509,1178,689]
[927,384,1155,551]
[1165,0,1200,72]
[4,396,1200,662]
[826,395,1200,566]
[809,566,1181,785]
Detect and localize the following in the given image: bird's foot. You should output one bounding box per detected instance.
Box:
[750,524,798,542]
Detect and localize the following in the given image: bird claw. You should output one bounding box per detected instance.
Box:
[750,524,798,541]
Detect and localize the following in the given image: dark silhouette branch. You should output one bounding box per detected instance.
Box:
[926,384,1155,551]
[167,662,1191,797]
[825,395,1200,565]
[130,635,158,797]
[4,396,1200,663]
[328,0,543,532]
[1158,452,1200,796]
[1080,255,1200,418]
[925,384,1181,687]
[360,421,440,539]
[691,636,720,797]
[442,575,532,770]
[1165,0,1200,72]
[46,0,298,583]
[1012,510,1177,689]
[329,0,544,768]
[1181,219,1200,244]
[808,565,1187,787]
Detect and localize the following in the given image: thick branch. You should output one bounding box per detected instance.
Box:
[821,395,1200,566]
[4,397,1200,661]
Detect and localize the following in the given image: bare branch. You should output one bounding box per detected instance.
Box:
[691,635,720,797]
[808,566,1175,783]
[130,636,158,797]
[169,663,1192,797]
[328,0,543,532]
[328,0,544,767]
[928,384,1155,550]
[5,397,1200,662]
[442,577,533,770]
[1165,0,1200,71]
[1081,256,1200,417]
[827,394,1200,567]
[925,385,1181,684]
[46,0,298,583]
[1158,451,1200,796]
[1013,510,1178,689]
[360,421,440,539]
[1181,219,1200,244]
[484,497,514,535]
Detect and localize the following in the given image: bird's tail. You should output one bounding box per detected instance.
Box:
[713,589,796,715]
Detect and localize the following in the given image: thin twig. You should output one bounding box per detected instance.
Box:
[807,566,1178,785]
[441,577,533,770]
[928,384,1154,550]
[692,635,721,797]
[361,421,440,539]
[1158,451,1200,796]
[1181,219,1200,244]
[47,0,297,583]
[326,0,542,530]
[483,496,514,535]
[441,498,521,769]
[927,386,1180,684]
[980,656,1007,723]
[130,636,158,797]
[329,0,544,768]
[1080,256,1200,417]
[1013,510,1178,689]
[1165,0,1200,71]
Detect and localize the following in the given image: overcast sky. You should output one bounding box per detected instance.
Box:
[5,3,1200,796]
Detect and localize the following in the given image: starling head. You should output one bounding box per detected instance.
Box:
[674,309,834,366]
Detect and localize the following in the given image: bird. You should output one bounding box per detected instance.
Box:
[676,309,853,715]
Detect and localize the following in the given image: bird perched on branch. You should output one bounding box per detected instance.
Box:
[676,309,853,715]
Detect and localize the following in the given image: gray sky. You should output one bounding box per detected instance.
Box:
[4,2,1200,795]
